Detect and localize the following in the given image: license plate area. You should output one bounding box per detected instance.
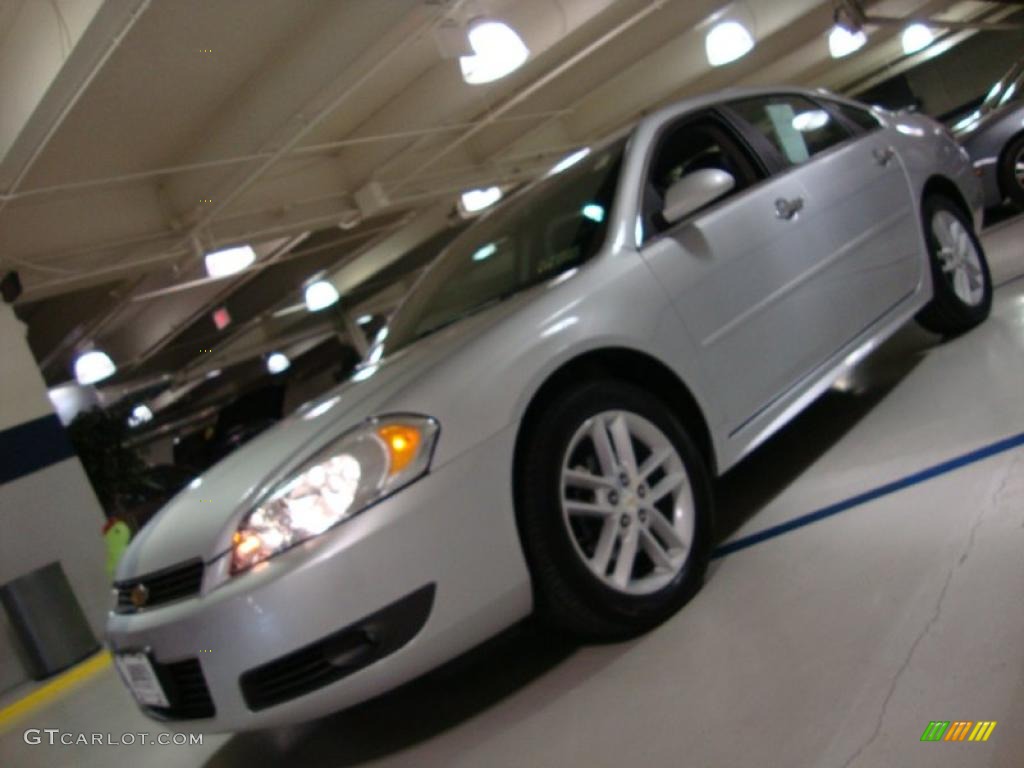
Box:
[114,651,170,708]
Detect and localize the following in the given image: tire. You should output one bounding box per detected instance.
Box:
[516,379,712,640]
[915,195,992,337]
[998,133,1024,208]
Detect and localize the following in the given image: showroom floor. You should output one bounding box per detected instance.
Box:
[3,215,1023,768]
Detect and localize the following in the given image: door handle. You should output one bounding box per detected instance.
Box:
[873,146,895,166]
[775,196,804,220]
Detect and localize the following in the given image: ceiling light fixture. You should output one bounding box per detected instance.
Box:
[205,245,255,278]
[267,352,290,375]
[73,350,116,386]
[127,404,153,428]
[304,280,340,312]
[901,23,933,55]
[356,314,373,325]
[459,19,529,85]
[828,25,866,58]
[459,186,502,215]
[705,20,754,67]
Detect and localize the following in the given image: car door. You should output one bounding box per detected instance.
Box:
[723,94,922,356]
[637,111,835,429]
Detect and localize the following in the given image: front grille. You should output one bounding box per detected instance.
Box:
[114,559,204,613]
[241,584,435,711]
[146,658,215,720]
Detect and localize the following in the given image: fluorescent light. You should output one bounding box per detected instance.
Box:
[127,404,153,428]
[356,314,373,325]
[548,147,590,176]
[828,25,866,58]
[206,368,222,379]
[459,20,529,84]
[267,352,290,375]
[472,242,498,262]
[205,245,255,278]
[581,203,605,223]
[304,280,340,312]
[792,110,830,132]
[902,24,933,55]
[74,350,116,385]
[706,21,754,67]
[460,186,502,215]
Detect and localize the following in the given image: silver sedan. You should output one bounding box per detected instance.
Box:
[107,87,991,732]
[954,58,1024,209]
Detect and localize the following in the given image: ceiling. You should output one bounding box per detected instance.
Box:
[1,0,1020,407]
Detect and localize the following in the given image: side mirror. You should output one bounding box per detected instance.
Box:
[662,169,736,224]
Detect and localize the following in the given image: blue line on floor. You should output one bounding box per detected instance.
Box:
[712,429,1024,559]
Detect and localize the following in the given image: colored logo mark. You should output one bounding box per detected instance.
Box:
[921,721,996,742]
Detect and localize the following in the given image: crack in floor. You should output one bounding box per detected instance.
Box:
[837,453,1017,768]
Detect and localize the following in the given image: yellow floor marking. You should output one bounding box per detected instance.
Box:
[0,650,111,731]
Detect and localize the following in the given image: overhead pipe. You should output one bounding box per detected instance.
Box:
[386,0,670,196]
[836,0,1024,32]
[0,0,152,217]
[15,137,572,275]
[21,210,404,301]
[862,14,1023,31]
[0,110,571,204]
[29,1,469,372]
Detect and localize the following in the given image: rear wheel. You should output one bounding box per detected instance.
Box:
[517,380,712,640]
[998,133,1024,208]
[915,195,992,336]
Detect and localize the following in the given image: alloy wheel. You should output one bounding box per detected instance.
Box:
[931,209,984,306]
[559,410,695,595]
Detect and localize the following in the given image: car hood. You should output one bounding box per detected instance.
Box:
[115,299,524,580]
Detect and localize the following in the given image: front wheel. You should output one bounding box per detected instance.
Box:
[516,380,712,640]
[915,195,992,337]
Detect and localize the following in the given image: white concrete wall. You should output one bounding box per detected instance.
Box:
[0,305,108,693]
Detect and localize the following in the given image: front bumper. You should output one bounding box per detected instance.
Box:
[967,156,1003,210]
[106,424,532,732]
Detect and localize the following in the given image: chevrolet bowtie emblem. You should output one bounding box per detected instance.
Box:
[130,583,149,609]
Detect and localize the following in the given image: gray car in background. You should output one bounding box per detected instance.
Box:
[953,58,1024,209]
[107,88,991,732]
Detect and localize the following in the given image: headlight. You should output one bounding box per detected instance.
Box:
[230,415,438,574]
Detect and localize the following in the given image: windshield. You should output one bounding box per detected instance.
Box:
[980,62,1024,113]
[379,139,626,356]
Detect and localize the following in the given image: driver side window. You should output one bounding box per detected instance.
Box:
[641,116,763,243]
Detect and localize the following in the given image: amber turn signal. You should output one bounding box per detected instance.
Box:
[377,424,422,475]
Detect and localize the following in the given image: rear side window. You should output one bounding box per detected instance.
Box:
[827,100,883,134]
[727,94,852,167]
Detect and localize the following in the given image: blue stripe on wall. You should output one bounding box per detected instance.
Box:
[0,414,77,484]
[713,429,1024,559]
